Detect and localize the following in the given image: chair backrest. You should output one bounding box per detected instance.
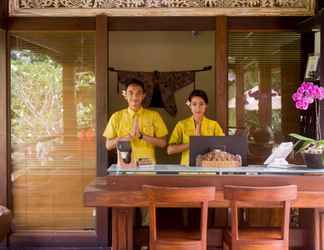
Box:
[223,185,297,241]
[143,185,215,203]
[224,185,297,203]
[142,185,215,247]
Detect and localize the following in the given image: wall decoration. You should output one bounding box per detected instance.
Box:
[109,66,211,116]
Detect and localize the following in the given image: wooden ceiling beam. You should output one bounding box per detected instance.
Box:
[297,8,323,32]
[8,16,304,31]
[229,16,305,32]
[8,17,96,31]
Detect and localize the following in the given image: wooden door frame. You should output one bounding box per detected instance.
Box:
[0,1,10,248]
[215,16,228,133]
[1,14,318,249]
[0,29,8,209]
[0,15,110,250]
[95,14,109,246]
[0,0,9,218]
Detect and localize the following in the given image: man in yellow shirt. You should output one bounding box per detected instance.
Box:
[104,79,168,235]
[168,89,224,165]
[103,78,168,164]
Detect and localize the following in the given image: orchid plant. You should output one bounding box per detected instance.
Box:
[289,82,324,154]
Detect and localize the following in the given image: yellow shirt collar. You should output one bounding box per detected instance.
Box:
[191,115,206,126]
[127,107,144,117]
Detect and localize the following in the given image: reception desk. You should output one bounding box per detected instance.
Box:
[84,165,324,250]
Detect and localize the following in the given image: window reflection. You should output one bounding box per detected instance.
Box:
[228,32,301,164]
[10,32,96,231]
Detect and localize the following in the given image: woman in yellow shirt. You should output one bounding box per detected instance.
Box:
[167,89,224,165]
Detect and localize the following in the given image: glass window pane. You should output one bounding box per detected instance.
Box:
[228,32,301,164]
[10,31,96,231]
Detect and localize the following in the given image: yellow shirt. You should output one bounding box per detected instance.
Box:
[103,107,168,163]
[168,116,224,165]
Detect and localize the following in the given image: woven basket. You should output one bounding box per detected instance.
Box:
[201,160,241,168]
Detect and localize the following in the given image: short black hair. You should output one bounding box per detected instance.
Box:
[124,78,145,92]
[188,89,208,104]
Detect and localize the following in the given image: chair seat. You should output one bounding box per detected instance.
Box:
[225,227,282,240]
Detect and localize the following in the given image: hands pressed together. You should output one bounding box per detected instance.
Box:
[118,117,141,142]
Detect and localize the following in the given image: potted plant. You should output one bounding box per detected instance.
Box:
[289,82,324,168]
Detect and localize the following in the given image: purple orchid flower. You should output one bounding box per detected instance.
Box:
[292,81,324,110]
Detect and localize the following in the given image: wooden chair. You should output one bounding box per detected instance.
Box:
[223,185,297,250]
[142,185,215,250]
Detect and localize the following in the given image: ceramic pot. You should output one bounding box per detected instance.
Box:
[302,152,324,169]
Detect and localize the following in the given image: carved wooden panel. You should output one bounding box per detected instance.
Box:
[16,0,312,8]
[10,0,315,16]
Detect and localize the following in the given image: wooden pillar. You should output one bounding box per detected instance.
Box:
[259,64,272,127]
[0,0,9,247]
[235,64,245,130]
[95,15,109,247]
[281,36,302,138]
[0,0,9,210]
[215,16,228,134]
[213,16,229,228]
[62,63,77,143]
[314,18,324,250]
[320,17,324,139]
[0,29,8,208]
[281,63,300,136]
[299,32,316,138]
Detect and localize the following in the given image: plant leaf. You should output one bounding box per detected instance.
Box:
[297,141,312,153]
[289,133,315,142]
[293,140,301,149]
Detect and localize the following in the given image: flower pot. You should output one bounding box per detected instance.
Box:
[302,152,324,169]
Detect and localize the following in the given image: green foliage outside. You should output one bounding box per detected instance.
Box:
[11,50,63,144]
[11,49,96,146]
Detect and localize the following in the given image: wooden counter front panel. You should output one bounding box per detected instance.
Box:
[84,175,324,208]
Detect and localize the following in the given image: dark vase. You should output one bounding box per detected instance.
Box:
[302,152,324,169]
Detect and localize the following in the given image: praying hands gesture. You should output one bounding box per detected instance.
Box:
[129,117,141,139]
[194,120,201,136]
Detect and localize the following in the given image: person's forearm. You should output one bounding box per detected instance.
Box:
[106,138,118,151]
[106,135,131,151]
[142,135,167,148]
[167,144,189,155]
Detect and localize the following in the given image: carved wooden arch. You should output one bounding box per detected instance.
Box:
[10,0,315,16]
